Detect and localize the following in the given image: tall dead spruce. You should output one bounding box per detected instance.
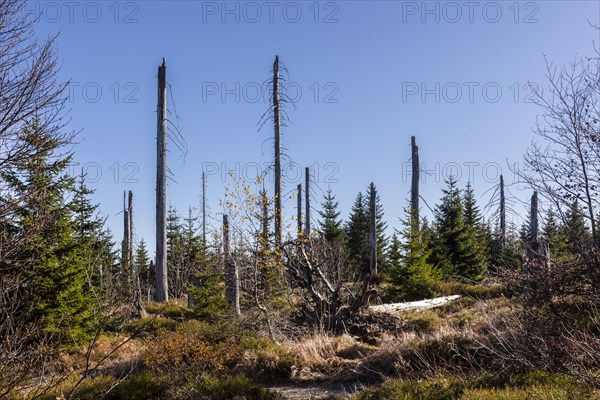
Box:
[297,183,302,240]
[305,167,311,236]
[223,215,241,317]
[272,56,282,249]
[258,55,294,250]
[500,175,506,248]
[155,58,168,302]
[411,136,419,235]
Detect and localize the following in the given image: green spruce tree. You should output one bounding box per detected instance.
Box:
[461,182,489,280]
[366,182,388,271]
[430,177,483,280]
[318,189,344,243]
[345,192,370,276]
[135,239,151,301]
[2,119,94,343]
[392,208,439,300]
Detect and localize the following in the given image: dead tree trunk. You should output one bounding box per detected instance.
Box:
[410,136,419,235]
[305,167,311,236]
[223,215,240,317]
[155,58,168,302]
[122,191,134,292]
[202,171,207,247]
[359,183,378,307]
[127,191,134,271]
[524,191,541,275]
[500,175,506,247]
[530,191,539,249]
[273,55,282,249]
[189,172,207,307]
[297,183,302,240]
[369,185,378,281]
[122,191,130,274]
[127,191,142,315]
[261,189,269,243]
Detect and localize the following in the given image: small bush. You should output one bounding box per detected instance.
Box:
[125,316,177,336]
[144,324,240,374]
[356,377,464,400]
[37,375,115,400]
[241,336,293,380]
[38,372,171,400]
[401,310,443,333]
[179,319,244,343]
[355,371,592,400]
[104,371,171,400]
[436,282,505,299]
[195,374,280,400]
[145,302,186,319]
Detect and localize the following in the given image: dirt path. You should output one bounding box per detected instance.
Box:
[268,381,362,399]
[269,296,462,399]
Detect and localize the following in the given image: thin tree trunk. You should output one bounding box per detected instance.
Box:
[525,191,541,275]
[261,189,269,243]
[202,171,207,247]
[127,191,134,270]
[530,191,539,247]
[273,55,282,248]
[155,58,168,302]
[359,184,379,307]
[127,191,142,315]
[410,136,419,235]
[122,191,130,273]
[297,183,302,240]
[305,167,310,236]
[500,175,506,247]
[223,215,240,317]
[369,185,377,280]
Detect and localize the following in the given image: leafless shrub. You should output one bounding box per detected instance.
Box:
[476,254,600,387]
[281,236,375,333]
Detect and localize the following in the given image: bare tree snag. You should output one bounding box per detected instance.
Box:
[273,55,282,248]
[223,215,240,317]
[530,191,539,249]
[261,189,269,244]
[155,58,168,302]
[524,190,542,275]
[127,191,142,315]
[369,184,377,280]
[127,191,134,270]
[500,175,506,247]
[305,167,311,236]
[122,191,130,273]
[357,184,379,309]
[202,171,207,247]
[410,136,419,235]
[297,183,302,240]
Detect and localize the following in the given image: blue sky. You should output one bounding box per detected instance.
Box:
[29,0,600,251]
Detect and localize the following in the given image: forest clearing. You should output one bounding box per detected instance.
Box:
[2,0,600,399]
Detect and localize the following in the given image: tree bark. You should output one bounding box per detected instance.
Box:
[410,136,419,235]
[369,186,377,279]
[273,55,282,249]
[223,215,240,317]
[305,167,311,236]
[155,58,168,302]
[500,175,506,247]
[297,183,302,240]
[202,171,207,247]
[530,191,539,248]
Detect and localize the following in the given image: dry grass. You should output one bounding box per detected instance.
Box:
[52,333,145,377]
[274,295,525,384]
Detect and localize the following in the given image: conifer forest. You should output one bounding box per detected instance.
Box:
[1,0,600,398]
